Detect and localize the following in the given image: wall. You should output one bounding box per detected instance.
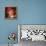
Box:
[18,0,46,24]
[0,0,46,44]
[0,0,18,44]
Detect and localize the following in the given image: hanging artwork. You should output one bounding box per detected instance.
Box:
[18,25,46,41]
[5,7,17,19]
[8,32,16,46]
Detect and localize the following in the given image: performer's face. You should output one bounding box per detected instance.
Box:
[8,9,15,16]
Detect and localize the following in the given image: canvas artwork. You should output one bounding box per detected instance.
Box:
[18,25,46,41]
[5,7,16,19]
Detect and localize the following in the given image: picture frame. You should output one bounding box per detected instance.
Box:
[5,7,17,19]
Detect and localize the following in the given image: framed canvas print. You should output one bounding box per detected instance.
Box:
[18,24,46,41]
[5,7,17,19]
